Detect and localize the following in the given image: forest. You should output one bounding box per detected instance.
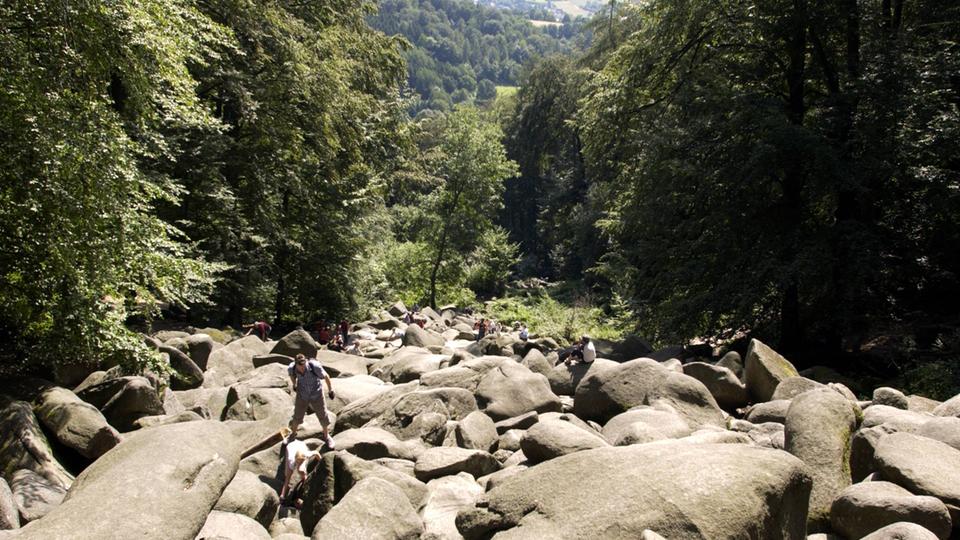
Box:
[1,0,958,395]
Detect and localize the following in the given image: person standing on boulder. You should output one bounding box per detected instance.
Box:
[338,319,349,345]
[287,354,336,449]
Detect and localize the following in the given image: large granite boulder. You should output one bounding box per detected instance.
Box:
[315,350,369,378]
[744,339,800,403]
[33,387,121,460]
[11,469,66,523]
[336,381,420,430]
[421,473,485,540]
[601,405,691,445]
[455,443,811,539]
[746,400,792,424]
[932,394,960,418]
[76,376,165,432]
[546,359,619,397]
[783,388,860,530]
[830,481,951,540]
[915,417,960,451]
[681,362,748,410]
[455,410,498,452]
[204,335,271,388]
[0,398,73,490]
[402,325,446,349]
[311,477,423,540]
[860,522,940,540]
[159,345,204,390]
[166,333,216,371]
[196,510,271,540]
[874,387,910,410]
[332,427,423,461]
[414,447,501,482]
[222,386,291,422]
[367,387,477,445]
[863,405,933,432]
[271,329,319,359]
[772,377,827,401]
[874,432,960,523]
[213,469,279,528]
[0,478,18,530]
[12,421,246,539]
[573,358,725,428]
[519,419,608,464]
[475,361,561,420]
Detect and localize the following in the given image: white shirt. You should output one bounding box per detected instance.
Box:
[285,440,310,474]
[582,341,596,363]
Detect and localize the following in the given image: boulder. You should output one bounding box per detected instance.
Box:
[475,361,561,420]
[414,447,501,482]
[497,430,525,452]
[456,411,498,452]
[403,325,446,349]
[716,351,744,379]
[744,339,800,403]
[0,399,73,490]
[682,362,748,410]
[874,432,960,523]
[368,388,477,446]
[11,469,66,523]
[223,386,291,422]
[332,427,422,461]
[421,473,484,540]
[213,470,279,528]
[573,358,725,428]
[520,349,552,377]
[546,359,619,396]
[174,387,230,421]
[133,410,204,430]
[269,517,304,537]
[270,329,319,359]
[916,417,960,451]
[311,477,423,540]
[322,375,388,414]
[204,335,271,388]
[860,522,940,540]
[907,395,942,414]
[746,400,792,424]
[932,394,960,418]
[772,377,827,401]
[493,412,539,434]
[783,388,860,530]
[601,405,691,445]
[851,425,898,482]
[384,350,447,384]
[76,376,165,432]
[196,510,271,540]
[830,481,951,540]
[420,356,508,390]
[874,388,909,410]
[251,354,294,369]
[160,345,204,390]
[315,350,369,378]
[388,301,408,317]
[455,443,811,539]
[863,405,933,432]
[520,419,608,464]
[336,381,420,430]
[235,363,289,390]
[0,478,17,530]
[33,386,121,460]
[179,334,216,370]
[13,421,245,539]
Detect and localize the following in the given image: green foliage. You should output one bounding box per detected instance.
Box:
[369,0,583,112]
[0,0,228,374]
[485,288,628,346]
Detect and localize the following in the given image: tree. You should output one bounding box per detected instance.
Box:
[418,107,518,307]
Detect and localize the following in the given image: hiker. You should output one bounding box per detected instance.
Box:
[346,341,363,356]
[475,318,487,341]
[567,335,596,366]
[287,354,335,448]
[402,310,413,324]
[328,334,344,352]
[279,438,320,503]
[519,324,529,341]
[338,319,350,344]
[318,325,331,345]
[244,320,271,341]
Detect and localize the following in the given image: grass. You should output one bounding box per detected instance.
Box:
[483,283,630,346]
[495,85,518,99]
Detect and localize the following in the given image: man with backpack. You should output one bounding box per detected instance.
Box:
[287,354,336,449]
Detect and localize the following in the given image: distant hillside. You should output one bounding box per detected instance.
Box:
[369,0,583,112]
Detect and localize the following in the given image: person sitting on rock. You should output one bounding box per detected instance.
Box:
[287,354,335,449]
[243,320,271,341]
[328,334,344,352]
[279,438,320,503]
[519,324,529,341]
[317,325,331,345]
[567,335,596,366]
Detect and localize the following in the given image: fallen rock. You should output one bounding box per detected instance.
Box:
[520,418,609,464]
[744,339,800,402]
[196,510,271,540]
[601,405,691,445]
[860,522,940,540]
[455,443,811,539]
[0,478,17,530]
[414,447,500,482]
[863,405,933,432]
[546,359,619,397]
[421,473,484,540]
[475,361,561,420]
[746,400,792,424]
[874,388,909,410]
[368,388,477,445]
[213,469,279,528]
[907,395,941,414]
[915,417,960,451]
[851,425,898,482]
[132,410,204,430]
[223,386,291,422]
[784,388,860,530]
[932,394,960,418]
[402,324,446,349]
[11,469,66,523]
[251,353,294,369]
[271,329,319,359]
[312,476,423,539]
[204,335,271,387]
[456,411,498,452]
[493,412,539,434]
[874,432,960,523]
[315,350,369,378]
[520,349,552,377]
[336,381,420,430]
[76,376,165,432]
[682,361,748,410]
[332,427,422,461]
[573,358,725,428]
[160,345,204,390]
[0,398,73,490]
[13,421,245,539]
[772,377,827,401]
[830,481,951,540]
[716,351,744,379]
[32,387,121,460]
